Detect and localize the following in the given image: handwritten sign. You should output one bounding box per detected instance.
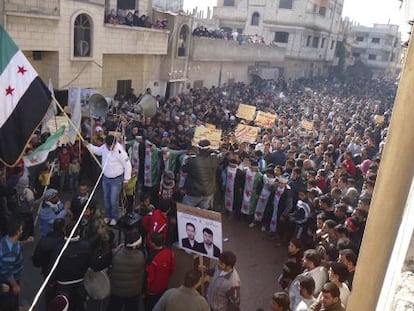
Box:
[255,111,277,128]
[192,126,222,150]
[108,131,122,139]
[301,120,314,131]
[235,124,260,143]
[236,104,256,121]
[374,115,385,124]
[47,116,70,144]
[205,123,216,130]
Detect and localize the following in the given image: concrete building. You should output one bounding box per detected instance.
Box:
[212,0,344,78]
[345,23,402,78]
[1,0,169,97]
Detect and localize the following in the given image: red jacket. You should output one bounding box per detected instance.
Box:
[142,209,168,247]
[146,248,175,295]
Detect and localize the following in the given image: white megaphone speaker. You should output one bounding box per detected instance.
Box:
[89,94,110,118]
[134,94,157,117]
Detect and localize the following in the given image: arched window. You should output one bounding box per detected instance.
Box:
[177,25,189,57]
[74,14,92,57]
[251,12,260,26]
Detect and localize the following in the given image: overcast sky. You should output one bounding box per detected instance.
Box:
[183,0,410,38]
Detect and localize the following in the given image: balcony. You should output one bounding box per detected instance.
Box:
[213,6,247,22]
[190,37,285,62]
[4,0,60,16]
[102,24,169,55]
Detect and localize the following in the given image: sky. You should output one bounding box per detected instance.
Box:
[183,0,411,38]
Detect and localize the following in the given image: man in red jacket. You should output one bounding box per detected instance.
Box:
[145,232,176,310]
[141,200,171,250]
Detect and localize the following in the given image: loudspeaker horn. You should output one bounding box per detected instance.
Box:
[134,94,157,117]
[89,94,109,118]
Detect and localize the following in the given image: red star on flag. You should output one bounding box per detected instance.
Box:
[226,188,232,193]
[5,85,14,96]
[256,212,263,217]
[17,65,27,75]
[259,198,266,203]
[226,201,232,207]
[228,173,234,179]
[247,175,253,182]
[145,165,150,170]
[246,190,251,196]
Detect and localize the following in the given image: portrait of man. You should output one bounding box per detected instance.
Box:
[181,222,198,250]
[194,227,221,258]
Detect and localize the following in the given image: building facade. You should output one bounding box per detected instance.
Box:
[212,0,344,79]
[344,23,402,78]
[1,0,169,97]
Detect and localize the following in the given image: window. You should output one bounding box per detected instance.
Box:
[223,0,235,6]
[368,54,377,60]
[371,37,380,44]
[352,52,360,58]
[117,80,132,96]
[321,38,326,48]
[312,36,320,48]
[251,12,260,26]
[319,7,326,16]
[356,36,364,42]
[274,31,289,43]
[177,25,190,57]
[279,0,293,9]
[306,35,312,47]
[330,40,335,50]
[117,0,135,10]
[74,14,92,57]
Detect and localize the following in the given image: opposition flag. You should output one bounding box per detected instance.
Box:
[0,26,51,166]
[68,87,81,144]
[23,126,65,167]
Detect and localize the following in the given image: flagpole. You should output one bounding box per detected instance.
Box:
[52,95,102,169]
[33,160,56,226]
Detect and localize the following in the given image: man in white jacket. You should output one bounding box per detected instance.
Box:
[86,135,132,225]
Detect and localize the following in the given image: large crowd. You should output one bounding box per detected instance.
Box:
[0,75,396,311]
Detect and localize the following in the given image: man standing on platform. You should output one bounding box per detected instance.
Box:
[182,139,220,209]
[86,135,132,226]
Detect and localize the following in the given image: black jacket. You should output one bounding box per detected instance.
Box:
[32,231,64,276]
[182,153,220,197]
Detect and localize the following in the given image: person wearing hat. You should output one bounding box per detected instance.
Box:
[181,139,221,209]
[85,135,132,226]
[38,189,70,238]
[107,230,145,311]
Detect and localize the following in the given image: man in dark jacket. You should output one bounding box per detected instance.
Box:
[182,139,220,209]
[32,218,65,304]
[52,221,91,311]
[107,230,145,311]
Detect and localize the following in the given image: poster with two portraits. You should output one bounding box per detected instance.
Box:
[177,203,223,260]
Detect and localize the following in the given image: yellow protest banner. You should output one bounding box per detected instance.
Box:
[205,123,216,130]
[374,115,385,124]
[236,104,256,121]
[235,124,260,143]
[255,111,277,128]
[301,120,314,131]
[47,116,70,144]
[192,126,222,150]
[108,131,122,139]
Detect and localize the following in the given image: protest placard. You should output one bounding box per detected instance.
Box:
[255,111,277,128]
[235,124,260,143]
[177,203,223,259]
[301,120,314,131]
[192,126,222,149]
[236,104,256,121]
[374,115,385,124]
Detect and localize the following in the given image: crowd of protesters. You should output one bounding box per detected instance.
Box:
[105,9,168,30]
[0,74,396,310]
[193,25,267,45]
